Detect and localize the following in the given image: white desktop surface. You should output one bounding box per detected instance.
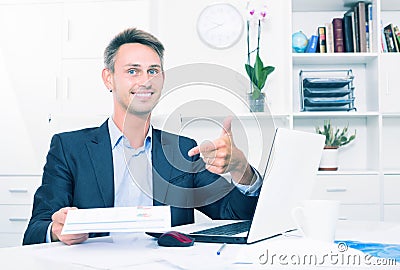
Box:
[1,221,399,270]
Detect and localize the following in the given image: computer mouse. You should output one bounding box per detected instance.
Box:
[157,231,194,247]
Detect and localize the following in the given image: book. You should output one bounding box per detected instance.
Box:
[367,3,373,52]
[332,18,345,52]
[356,1,367,52]
[305,35,318,53]
[343,11,354,52]
[393,25,400,51]
[384,24,398,52]
[353,4,360,52]
[317,26,326,53]
[381,20,388,52]
[325,22,334,53]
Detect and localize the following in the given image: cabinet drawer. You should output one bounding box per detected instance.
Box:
[384,205,400,222]
[384,175,400,204]
[0,176,41,204]
[0,233,24,248]
[339,204,380,221]
[0,205,33,233]
[312,174,379,204]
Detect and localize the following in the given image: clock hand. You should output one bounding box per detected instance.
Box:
[207,23,224,32]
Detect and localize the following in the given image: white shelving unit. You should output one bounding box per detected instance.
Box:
[291,0,400,222]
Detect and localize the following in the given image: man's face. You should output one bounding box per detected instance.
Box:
[108,43,164,116]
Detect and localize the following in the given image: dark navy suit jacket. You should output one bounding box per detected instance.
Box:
[23,120,258,245]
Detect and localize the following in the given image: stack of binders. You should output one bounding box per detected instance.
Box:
[299,69,356,112]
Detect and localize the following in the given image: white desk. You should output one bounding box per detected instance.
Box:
[1,221,399,270]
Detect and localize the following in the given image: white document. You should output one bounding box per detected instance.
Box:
[61,206,171,235]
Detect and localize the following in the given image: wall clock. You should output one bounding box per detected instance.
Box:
[196,3,244,49]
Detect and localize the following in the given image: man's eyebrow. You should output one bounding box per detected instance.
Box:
[124,64,161,68]
[148,64,162,69]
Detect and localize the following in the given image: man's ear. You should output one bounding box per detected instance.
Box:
[102,68,113,92]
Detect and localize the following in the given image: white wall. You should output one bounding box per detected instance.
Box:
[0,0,290,174]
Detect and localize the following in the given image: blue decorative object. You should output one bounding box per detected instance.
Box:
[292,31,308,53]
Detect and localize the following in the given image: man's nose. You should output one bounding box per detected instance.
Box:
[137,73,152,89]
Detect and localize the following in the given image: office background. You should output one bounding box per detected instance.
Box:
[0,0,399,248]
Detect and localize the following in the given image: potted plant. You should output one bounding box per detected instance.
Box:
[315,120,356,171]
[244,1,275,112]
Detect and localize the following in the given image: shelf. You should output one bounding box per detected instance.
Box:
[180,113,290,121]
[292,53,378,65]
[382,113,400,118]
[293,111,379,118]
[317,170,380,176]
[292,0,369,12]
[384,171,400,175]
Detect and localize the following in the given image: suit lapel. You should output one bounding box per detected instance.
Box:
[85,120,114,207]
[152,129,174,206]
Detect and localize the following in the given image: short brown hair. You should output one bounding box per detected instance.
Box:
[104,28,165,72]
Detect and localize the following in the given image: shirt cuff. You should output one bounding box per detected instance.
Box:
[46,222,53,243]
[233,167,262,196]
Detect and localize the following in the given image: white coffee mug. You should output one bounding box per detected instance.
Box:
[291,200,340,243]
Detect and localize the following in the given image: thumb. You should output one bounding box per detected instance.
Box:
[220,116,233,137]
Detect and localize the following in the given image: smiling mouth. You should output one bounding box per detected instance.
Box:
[131,91,153,97]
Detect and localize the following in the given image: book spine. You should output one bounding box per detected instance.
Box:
[367,3,373,52]
[384,24,397,52]
[325,22,334,53]
[343,12,354,52]
[393,25,400,51]
[381,20,388,52]
[318,26,326,53]
[390,24,399,52]
[353,5,360,52]
[305,35,319,53]
[357,2,367,52]
[332,18,345,53]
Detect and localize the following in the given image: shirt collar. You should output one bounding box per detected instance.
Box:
[107,117,152,150]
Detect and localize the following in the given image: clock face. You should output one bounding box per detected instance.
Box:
[197,3,244,49]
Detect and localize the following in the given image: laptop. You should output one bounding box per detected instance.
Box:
[146,128,325,244]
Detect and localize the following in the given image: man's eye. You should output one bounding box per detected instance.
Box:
[148,69,159,75]
[128,69,137,75]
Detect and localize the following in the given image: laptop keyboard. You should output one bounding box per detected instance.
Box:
[192,220,251,236]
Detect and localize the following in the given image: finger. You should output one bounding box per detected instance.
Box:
[188,140,216,157]
[205,163,228,175]
[188,146,200,157]
[62,233,89,246]
[52,207,77,224]
[220,116,233,137]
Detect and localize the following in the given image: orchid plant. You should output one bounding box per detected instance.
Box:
[245,1,275,100]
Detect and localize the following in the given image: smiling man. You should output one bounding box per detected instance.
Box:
[23,28,261,246]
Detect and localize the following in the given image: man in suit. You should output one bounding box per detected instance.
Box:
[23,28,261,245]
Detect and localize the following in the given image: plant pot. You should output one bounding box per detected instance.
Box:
[247,93,265,112]
[319,146,339,171]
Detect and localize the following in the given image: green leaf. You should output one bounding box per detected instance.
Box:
[245,64,258,87]
[254,54,264,84]
[252,88,261,99]
[245,54,275,96]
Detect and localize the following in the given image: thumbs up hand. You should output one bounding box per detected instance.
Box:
[188,116,255,185]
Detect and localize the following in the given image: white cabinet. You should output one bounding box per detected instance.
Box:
[0,176,41,248]
[384,175,400,222]
[62,0,151,59]
[312,173,380,221]
[52,0,153,129]
[0,3,62,174]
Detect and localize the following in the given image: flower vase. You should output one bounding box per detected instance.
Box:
[319,146,339,171]
[247,93,265,112]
